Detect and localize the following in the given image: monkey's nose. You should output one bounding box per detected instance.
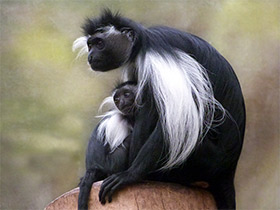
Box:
[119,100,126,109]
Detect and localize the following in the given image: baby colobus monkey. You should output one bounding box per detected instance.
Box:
[78,81,137,210]
[113,81,137,125]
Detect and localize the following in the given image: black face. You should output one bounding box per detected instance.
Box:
[87,27,135,71]
[113,84,137,116]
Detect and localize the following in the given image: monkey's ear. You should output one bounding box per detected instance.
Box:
[126,30,135,42]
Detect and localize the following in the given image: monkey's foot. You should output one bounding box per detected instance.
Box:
[98,171,140,204]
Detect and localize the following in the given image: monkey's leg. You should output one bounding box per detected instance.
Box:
[78,169,101,210]
[209,177,236,210]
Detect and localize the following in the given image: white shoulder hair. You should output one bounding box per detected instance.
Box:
[133,50,225,169]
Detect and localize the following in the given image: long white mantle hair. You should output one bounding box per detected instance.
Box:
[131,50,225,169]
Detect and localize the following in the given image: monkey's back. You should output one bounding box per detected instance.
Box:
[145,26,246,181]
[147,26,245,137]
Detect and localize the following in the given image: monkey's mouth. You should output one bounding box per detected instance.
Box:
[89,59,123,72]
[89,59,105,71]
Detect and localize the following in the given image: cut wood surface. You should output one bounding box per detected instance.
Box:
[45,181,216,210]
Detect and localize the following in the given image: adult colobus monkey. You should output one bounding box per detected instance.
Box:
[78,82,137,210]
[73,9,246,209]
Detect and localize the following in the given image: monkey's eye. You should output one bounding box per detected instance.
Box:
[121,28,130,34]
[114,97,120,102]
[95,39,105,50]
[90,38,105,50]
[124,92,131,97]
[95,28,105,34]
[121,28,135,41]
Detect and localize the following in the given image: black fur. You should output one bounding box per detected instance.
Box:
[79,10,246,210]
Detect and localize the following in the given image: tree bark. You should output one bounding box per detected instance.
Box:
[45,181,216,210]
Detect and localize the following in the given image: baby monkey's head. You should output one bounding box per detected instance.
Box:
[113,81,137,116]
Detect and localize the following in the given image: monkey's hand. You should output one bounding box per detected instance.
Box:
[99,170,141,204]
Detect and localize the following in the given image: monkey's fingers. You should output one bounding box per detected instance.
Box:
[107,182,123,203]
[99,174,122,204]
[99,171,139,205]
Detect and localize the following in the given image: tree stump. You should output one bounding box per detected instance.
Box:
[45,181,216,210]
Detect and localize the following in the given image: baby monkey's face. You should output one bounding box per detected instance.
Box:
[113,85,136,116]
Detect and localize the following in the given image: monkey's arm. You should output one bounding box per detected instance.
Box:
[128,97,159,164]
[98,121,164,204]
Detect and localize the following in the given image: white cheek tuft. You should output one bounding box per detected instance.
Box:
[72,36,89,59]
[97,96,115,114]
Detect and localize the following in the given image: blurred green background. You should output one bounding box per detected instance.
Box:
[0,0,279,209]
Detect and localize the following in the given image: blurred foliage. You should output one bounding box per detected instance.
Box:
[0,0,279,209]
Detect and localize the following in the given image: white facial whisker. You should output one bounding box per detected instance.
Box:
[72,36,89,59]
